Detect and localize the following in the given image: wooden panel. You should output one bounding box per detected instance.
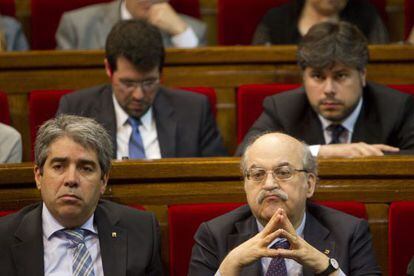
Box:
[1,156,414,274]
[2,46,414,160]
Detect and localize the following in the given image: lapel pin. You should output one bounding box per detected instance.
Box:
[324,249,330,255]
[112,232,117,238]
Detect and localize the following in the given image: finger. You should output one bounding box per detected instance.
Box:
[278,209,296,234]
[356,143,384,156]
[372,144,400,152]
[261,208,283,236]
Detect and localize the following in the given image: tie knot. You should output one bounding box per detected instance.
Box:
[62,228,87,244]
[128,117,141,128]
[327,124,346,144]
[271,239,290,250]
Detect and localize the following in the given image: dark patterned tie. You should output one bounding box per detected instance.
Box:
[128,117,146,159]
[327,124,346,144]
[62,229,95,276]
[265,239,290,276]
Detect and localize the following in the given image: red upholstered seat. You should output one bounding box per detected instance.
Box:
[217,0,387,45]
[29,90,73,158]
[30,0,113,49]
[0,91,11,125]
[129,204,145,211]
[389,201,414,276]
[168,202,244,276]
[179,86,217,117]
[0,0,16,16]
[236,83,300,143]
[0,210,16,216]
[388,84,414,95]
[315,201,368,219]
[169,0,200,18]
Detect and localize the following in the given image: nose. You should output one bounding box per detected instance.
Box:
[262,172,279,190]
[64,166,79,188]
[131,85,145,100]
[323,77,336,96]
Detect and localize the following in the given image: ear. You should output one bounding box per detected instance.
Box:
[100,173,109,195]
[359,68,367,87]
[34,165,42,190]
[305,173,317,199]
[104,58,113,78]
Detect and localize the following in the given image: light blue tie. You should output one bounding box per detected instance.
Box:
[128,117,146,159]
[62,229,95,276]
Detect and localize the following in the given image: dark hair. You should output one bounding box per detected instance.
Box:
[35,115,113,177]
[297,21,369,71]
[105,19,165,73]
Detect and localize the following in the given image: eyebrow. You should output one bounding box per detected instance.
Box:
[48,157,98,167]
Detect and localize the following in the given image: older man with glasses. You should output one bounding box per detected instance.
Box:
[189,132,381,275]
[57,19,226,160]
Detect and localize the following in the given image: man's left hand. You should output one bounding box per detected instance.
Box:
[147,3,188,35]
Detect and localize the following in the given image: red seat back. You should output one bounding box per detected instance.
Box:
[179,86,217,117]
[0,210,16,216]
[170,0,200,18]
[0,91,11,125]
[389,201,414,276]
[168,202,244,276]
[0,0,15,16]
[388,84,414,96]
[217,0,387,45]
[236,83,300,143]
[30,0,113,49]
[315,201,368,219]
[405,0,414,39]
[29,90,73,158]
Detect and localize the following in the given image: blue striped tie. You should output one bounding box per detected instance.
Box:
[63,229,95,276]
[266,239,290,276]
[128,117,146,159]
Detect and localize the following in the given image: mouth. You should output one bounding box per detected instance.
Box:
[58,194,81,202]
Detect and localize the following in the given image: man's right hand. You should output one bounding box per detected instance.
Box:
[318,143,399,158]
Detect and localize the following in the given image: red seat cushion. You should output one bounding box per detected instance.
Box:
[168,202,244,276]
[29,90,73,159]
[0,91,11,125]
[389,201,414,276]
[236,83,300,143]
[179,87,217,117]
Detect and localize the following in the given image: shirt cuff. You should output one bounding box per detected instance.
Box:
[309,145,320,156]
[214,271,221,276]
[171,26,199,48]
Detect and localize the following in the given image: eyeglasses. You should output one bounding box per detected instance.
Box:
[118,78,160,93]
[245,165,308,182]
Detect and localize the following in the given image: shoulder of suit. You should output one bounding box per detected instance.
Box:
[204,204,252,227]
[63,84,111,100]
[306,201,365,226]
[364,82,412,103]
[0,123,21,141]
[61,1,118,20]
[97,199,153,220]
[0,202,41,229]
[160,87,208,102]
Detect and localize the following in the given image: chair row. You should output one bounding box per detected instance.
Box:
[0,0,394,48]
[0,200,411,275]
[1,83,414,158]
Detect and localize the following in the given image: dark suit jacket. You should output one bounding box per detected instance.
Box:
[189,203,381,275]
[237,82,414,155]
[57,84,227,158]
[0,200,162,276]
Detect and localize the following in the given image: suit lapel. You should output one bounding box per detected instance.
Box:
[96,1,121,48]
[352,91,382,143]
[302,211,335,276]
[12,204,44,276]
[153,88,177,157]
[95,202,128,276]
[228,214,262,275]
[297,107,326,145]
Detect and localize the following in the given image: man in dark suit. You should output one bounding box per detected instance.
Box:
[190,132,381,275]
[0,115,162,275]
[238,21,414,158]
[57,19,227,159]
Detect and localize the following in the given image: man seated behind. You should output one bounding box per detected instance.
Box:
[56,0,206,49]
[57,19,227,160]
[238,21,414,158]
[0,122,22,163]
[0,115,162,275]
[190,132,381,275]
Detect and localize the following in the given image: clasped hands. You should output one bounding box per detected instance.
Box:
[218,208,335,276]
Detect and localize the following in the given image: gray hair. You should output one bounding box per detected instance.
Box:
[297,21,369,71]
[240,132,318,177]
[34,115,113,176]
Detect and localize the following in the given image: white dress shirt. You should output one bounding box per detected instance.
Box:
[120,2,198,48]
[113,93,161,160]
[309,98,363,156]
[42,203,104,276]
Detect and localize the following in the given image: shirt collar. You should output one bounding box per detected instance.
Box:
[42,203,97,240]
[318,97,363,133]
[120,1,133,20]
[112,93,154,131]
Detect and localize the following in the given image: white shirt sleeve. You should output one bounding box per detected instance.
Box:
[171,26,199,48]
[309,145,321,156]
